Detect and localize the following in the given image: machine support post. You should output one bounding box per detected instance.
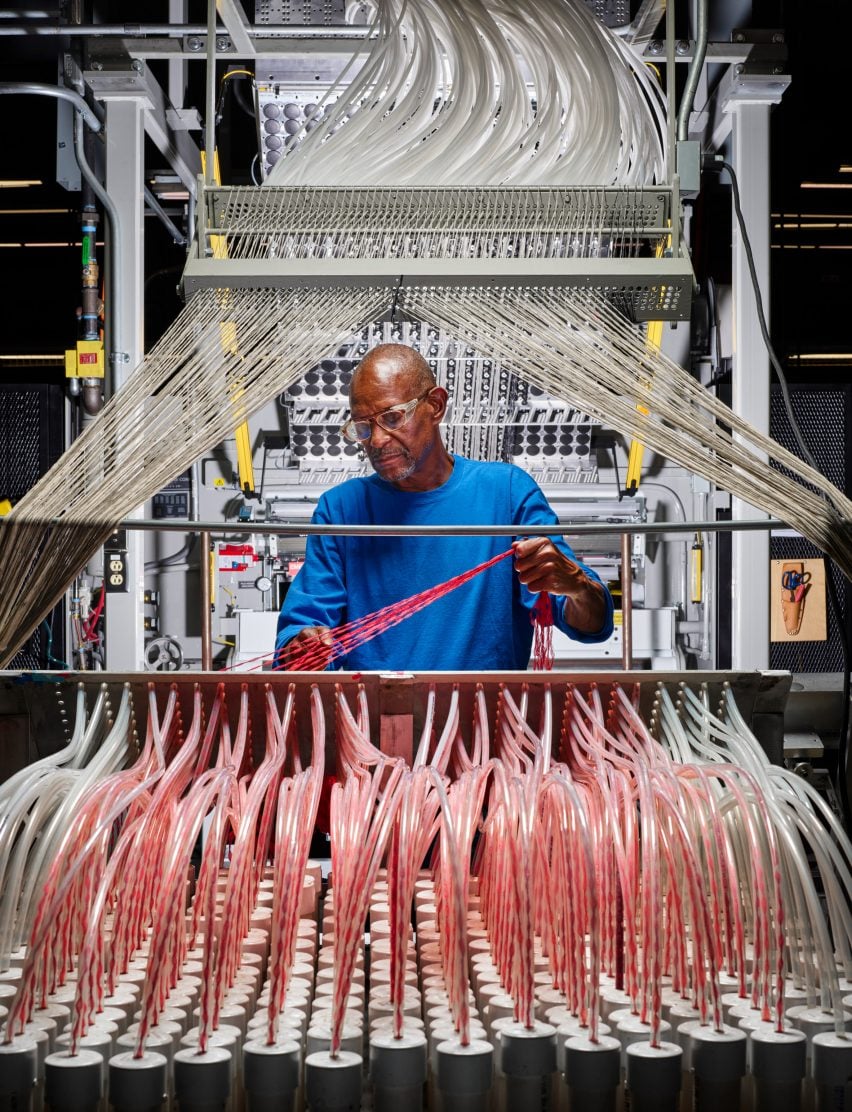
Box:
[621,532,633,670]
[200,530,213,670]
[102,98,146,670]
[730,99,773,669]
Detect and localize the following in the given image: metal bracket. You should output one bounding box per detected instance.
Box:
[84,52,201,194]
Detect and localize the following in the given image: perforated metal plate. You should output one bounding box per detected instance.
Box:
[185,186,692,321]
[254,0,346,25]
[281,317,603,486]
[0,384,65,669]
[584,0,631,27]
[770,386,849,674]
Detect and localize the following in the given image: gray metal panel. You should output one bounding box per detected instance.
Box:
[182,184,693,319]
[770,387,848,674]
[255,0,347,24]
[0,670,792,776]
[181,257,693,320]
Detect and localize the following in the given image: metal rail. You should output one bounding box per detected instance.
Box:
[108,516,785,538]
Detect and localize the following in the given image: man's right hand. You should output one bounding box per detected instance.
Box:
[279,625,334,670]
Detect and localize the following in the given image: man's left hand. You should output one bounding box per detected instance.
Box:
[513,537,607,634]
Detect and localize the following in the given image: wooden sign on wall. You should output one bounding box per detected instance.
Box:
[770,558,827,643]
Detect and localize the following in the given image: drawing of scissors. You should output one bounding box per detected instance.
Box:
[781,569,811,601]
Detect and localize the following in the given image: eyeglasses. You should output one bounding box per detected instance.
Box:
[341,391,432,443]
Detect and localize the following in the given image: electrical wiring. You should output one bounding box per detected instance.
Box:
[144,534,198,572]
[82,584,105,643]
[215,68,256,125]
[41,617,69,670]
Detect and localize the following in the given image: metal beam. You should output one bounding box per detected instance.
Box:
[168,0,188,108]
[103,98,147,670]
[216,0,254,56]
[104,517,788,538]
[86,60,201,194]
[728,96,774,670]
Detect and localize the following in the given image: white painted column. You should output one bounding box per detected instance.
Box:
[730,99,772,670]
[103,97,146,669]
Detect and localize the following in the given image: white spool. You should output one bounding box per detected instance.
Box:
[115,1026,177,1068]
[787,1005,852,1053]
[305,1049,362,1112]
[0,1034,39,1108]
[599,987,632,1020]
[369,1030,427,1112]
[688,1023,747,1111]
[812,1031,852,1109]
[306,1021,363,1057]
[563,1034,621,1112]
[108,1050,168,1112]
[749,1027,807,1112]
[369,1014,425,1037]
[496,1020,557,1112]
[615,1015,672,1066]
[428,1022,488,1057]
[173,1045,232,1112]
[44,1048,103,1111]
[243,1034,301,1112]
[55,1027,114,1080]
[625,1041,683,1112]
[32,1003,71,1037]
[435,1038,493,1112]
[553,1018,612,1070]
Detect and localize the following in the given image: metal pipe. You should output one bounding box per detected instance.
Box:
[204,0,216,187]
[621,532,633,670]
[200,529,212,670]
[0,82,124,381]
[676,0,709,142]
[144,185,188,245]
[85,516,789,538]
[665,0,676,182]
[0,79,102,128]
[0,21,371,36]
[73,112,124,373]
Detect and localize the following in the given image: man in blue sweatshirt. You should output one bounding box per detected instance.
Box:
[275,344,613,670]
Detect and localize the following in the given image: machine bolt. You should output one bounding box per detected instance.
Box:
[216,36,231,51]
[676,39,690,55]
[733,31,745,42]
[734,64,744,74]
[772,32,784,43]
[772,66,784,74]
[90,60,103,71]
[647,40,663,55]
[187,36,204,51]
[131,59,143,73]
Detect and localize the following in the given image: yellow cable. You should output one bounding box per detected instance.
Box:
[200,150,257,498]
[624,240,669,494]
[220,69,254,85]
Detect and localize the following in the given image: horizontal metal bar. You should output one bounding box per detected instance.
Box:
[105,516,787,538]
[180,258,693,322]
[184,256,691,282]
[204,225,676,237]
[0,22,374,37]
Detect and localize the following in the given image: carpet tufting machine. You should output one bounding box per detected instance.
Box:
[1,2,851,1110]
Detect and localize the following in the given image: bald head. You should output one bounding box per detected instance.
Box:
[350,343,436,403]
[347,343,452,490]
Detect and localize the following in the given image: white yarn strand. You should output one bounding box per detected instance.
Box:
[0,286,389,666]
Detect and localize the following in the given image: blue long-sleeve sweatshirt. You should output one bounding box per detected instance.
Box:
[275,455,614,671]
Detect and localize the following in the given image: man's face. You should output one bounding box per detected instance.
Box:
[349,367,437,485]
